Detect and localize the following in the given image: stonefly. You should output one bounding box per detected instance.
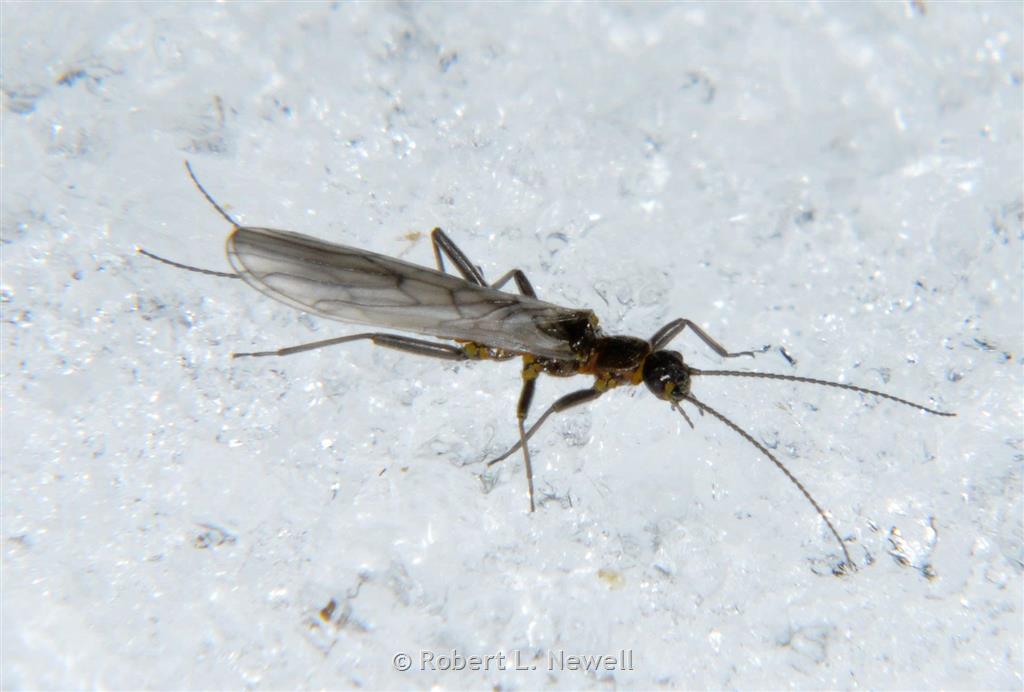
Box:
[140,162,955,573]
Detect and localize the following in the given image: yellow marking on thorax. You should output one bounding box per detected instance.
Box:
[522,354,544,381]
[594,363,645,392]
[630,367,645,385]
[461,341,514,361]
[461,342,487,359]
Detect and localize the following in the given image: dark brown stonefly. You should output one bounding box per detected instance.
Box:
[140,161,956,574]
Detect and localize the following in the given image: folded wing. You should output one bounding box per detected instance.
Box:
[226,227,593,360]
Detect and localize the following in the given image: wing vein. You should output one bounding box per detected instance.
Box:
[226,227,594,359]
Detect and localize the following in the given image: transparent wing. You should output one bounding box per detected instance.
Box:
[226,227,594,359]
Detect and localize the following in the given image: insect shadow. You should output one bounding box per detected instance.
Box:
[139,161,955,574]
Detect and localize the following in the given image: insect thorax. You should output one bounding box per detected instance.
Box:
[585,336,652,390]
[535,310,600,359]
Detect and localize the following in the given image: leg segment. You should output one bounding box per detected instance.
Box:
[431,228,488,286]
[488,268,537,297]
[649,318,758,358]
[488,387,604,469]
[232,332,469,360]
[514,378,538,512]
[494,381,604,512]
[429,228,538,297]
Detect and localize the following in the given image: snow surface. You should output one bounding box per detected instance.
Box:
[3,2,1021,689]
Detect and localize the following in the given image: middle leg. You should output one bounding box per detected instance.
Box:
[490,383,604,511]
[514,377,538,512]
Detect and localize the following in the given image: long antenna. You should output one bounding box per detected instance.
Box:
[682,393,855,572]
[691,368,955,417]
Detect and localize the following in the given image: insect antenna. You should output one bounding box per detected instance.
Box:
[678,394,855,572]
[690,368,955,417]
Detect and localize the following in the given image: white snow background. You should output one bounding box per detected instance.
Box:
[3,2,1021,689]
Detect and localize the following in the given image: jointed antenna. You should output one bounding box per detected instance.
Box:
[682,393,855,572]
[692,368,956,417]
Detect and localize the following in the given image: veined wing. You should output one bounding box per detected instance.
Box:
[226,227,594,360]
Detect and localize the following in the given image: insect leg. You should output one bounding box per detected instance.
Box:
[233,333,469,360]
[430,228,488,286]
[488,268,537,297]
[650,318,758,358]
[488,388,604,468]
[515,377,538,512]
[430,228,538,297]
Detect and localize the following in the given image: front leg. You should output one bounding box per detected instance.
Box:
[649,318,760,357]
